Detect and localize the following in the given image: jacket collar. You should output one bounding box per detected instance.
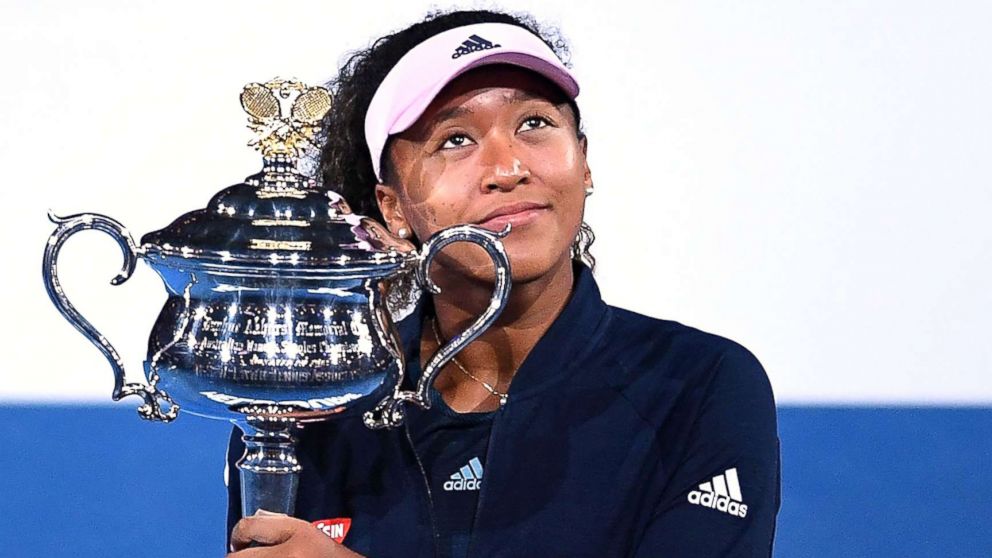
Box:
[395,262,611,402]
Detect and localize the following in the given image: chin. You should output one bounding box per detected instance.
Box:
[502,237,573,285]
[427,224,573,287]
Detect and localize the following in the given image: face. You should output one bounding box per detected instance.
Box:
[375,65,592,285]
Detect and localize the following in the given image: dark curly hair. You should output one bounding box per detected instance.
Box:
[317,9,582,224]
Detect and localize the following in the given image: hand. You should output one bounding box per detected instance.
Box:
[228,511,365,558]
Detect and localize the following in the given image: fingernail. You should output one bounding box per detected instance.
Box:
[254,509,287,517]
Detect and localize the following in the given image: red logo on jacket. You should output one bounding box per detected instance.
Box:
[312,518,351,543]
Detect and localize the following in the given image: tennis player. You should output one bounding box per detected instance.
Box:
[226,9,780,557]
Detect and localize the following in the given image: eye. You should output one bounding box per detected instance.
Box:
[440,133,475,150]
[519,115,552,132]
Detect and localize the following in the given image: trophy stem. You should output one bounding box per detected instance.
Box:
[236,412,302,517]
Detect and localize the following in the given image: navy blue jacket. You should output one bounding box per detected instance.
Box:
[227,264,781,556]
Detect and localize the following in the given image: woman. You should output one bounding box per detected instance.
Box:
[226,9,780,557]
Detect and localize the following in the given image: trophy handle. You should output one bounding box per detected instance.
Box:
[364,224,512,429]
[42,211,178,422]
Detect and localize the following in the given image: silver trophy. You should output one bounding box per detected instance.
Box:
[41,78,512,517]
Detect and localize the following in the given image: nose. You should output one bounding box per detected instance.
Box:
[479,139,530,193]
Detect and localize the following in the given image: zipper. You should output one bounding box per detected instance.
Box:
[465,404,502,557]
[404,418,440,558]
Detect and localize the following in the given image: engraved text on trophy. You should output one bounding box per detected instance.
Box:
[151,296,391,385]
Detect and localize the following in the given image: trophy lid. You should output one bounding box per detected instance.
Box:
[140,78,414,275]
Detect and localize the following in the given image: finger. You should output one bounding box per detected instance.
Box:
[231,517,292,550]
[230,516,297,551]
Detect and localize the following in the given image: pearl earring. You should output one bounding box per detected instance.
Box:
[397,227,409,239]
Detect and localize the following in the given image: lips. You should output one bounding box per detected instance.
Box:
[475,202,550,232]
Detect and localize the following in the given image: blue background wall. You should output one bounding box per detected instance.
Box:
[1,405,989,557]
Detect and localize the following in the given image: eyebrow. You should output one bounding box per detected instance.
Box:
[428,106,475,130]
[505,90,544,104]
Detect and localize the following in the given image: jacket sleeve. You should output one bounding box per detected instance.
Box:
[633,343,781,557]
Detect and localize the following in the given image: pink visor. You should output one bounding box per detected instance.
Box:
[364,22,580,182]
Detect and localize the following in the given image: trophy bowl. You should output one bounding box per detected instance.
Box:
[41,78,512,516]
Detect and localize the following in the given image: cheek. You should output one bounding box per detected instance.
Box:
[526,131,583,174]
[528,142,587,205]
[398,160,473,236]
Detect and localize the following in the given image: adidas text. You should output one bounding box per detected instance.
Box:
[687,490,748,518]
[444,477,482,491]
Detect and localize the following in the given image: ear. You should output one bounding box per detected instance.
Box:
[579,135,592,190]
[375,183,408,233]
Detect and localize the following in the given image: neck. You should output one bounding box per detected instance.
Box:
[423,256,575,411]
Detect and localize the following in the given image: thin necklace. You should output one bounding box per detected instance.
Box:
[431,317,509,407]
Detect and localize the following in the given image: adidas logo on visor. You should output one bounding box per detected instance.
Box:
[687,467,749,518]
[451,34,501,59]
[443,457,484,491]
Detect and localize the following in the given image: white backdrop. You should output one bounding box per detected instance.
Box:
[2,0,989,404]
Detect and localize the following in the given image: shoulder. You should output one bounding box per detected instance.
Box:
[601,304,768,386]
[596,305,775,432]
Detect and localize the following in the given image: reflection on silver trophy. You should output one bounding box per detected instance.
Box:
[41,78,512,517]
